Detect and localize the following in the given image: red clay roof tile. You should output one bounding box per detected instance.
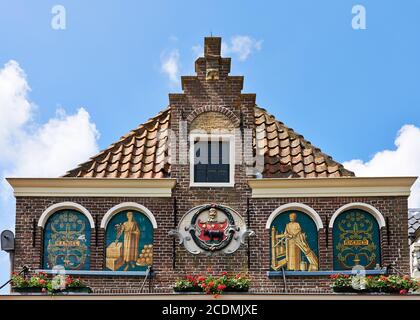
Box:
[64,106,354,178]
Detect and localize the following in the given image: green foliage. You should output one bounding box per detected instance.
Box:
[330,274,420,294]
[11,272,89,294]
[173,272,250,294]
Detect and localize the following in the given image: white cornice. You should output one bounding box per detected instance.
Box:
[247,177,417,198]
[6,178,177,198]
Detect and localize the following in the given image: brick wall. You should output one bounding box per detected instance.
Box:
[13,195,410,294]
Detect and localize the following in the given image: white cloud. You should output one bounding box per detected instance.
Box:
[0,60,99,178]
[222,35,262,61]
[0,60,99,292]
[6,107,99,178]
[0,60,33,160]
[343,124,420,207]
[161,49,180,84]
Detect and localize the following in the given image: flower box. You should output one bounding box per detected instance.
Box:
[12,286,92,295]
[331,286,367,293]
[57,287,93,294]
[330,274,419,295]
[12,287,45,294]
[11,271,91,295]
[173,273,250,295]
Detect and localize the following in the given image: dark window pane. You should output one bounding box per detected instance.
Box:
[193,139,230,183]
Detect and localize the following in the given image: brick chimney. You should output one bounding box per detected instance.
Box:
[204,37,222,57]
[191,37,232,81]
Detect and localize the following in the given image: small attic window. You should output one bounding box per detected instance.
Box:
[190,134,234,187]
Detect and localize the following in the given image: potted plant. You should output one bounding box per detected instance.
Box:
[173,272,250,294]
[330,274,419,294]
[11,272,92,295]
[330,274,355,293]
[372,275,418,294]
[225,273,250,292]
[49,275,93,294]
[11,272,48,294]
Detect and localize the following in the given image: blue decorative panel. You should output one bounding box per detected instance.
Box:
[333,209,381,270]
[43,210,91,270]
[105,210,153,271]
[270,210,319,271]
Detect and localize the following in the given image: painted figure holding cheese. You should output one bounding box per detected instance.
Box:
[115,211,141,271]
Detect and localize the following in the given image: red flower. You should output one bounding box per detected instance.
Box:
[198,276,206,282]
[235,274,241,279]
[39,279,46,285]
[208,281,215,288]
[399,289,408,295]
[221,272,228,276]
[217,284,226,291]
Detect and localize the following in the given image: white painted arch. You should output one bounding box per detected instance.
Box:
[329,202,386,229]
[38,202,95,228]
[100,202,158,229]
[265,203,324,230]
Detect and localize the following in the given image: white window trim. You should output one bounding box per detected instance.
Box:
[38,202,95,228]
[265,202,324,230]
[100,202,158,229]
[189,133,235,187]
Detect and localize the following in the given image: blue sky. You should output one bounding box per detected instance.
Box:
[1,0,420,292]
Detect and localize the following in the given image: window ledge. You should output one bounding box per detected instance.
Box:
[36,269,155,277]
[267,269,387,277]
[190,183,235,188]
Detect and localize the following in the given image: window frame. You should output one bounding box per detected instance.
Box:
[189,133,235,187]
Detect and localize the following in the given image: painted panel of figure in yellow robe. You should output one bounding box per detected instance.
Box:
[284,220,302,270]
[117,212,140,270]
[283,213,319,271]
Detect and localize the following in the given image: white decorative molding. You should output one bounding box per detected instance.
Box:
[38,202,95,228]
[265,202,324,230]
[329,202,386,229]
[100,202,158,229]
[248,177,417,198]
[6,178,176,197]
[170,203,253,255]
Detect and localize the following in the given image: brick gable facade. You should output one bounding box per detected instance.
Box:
[7,37,414,294]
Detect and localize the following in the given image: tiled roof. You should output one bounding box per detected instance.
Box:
[409,208,420,238]
[254,106,354,178]
[64,108,171,178]
[64,106,354,178]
